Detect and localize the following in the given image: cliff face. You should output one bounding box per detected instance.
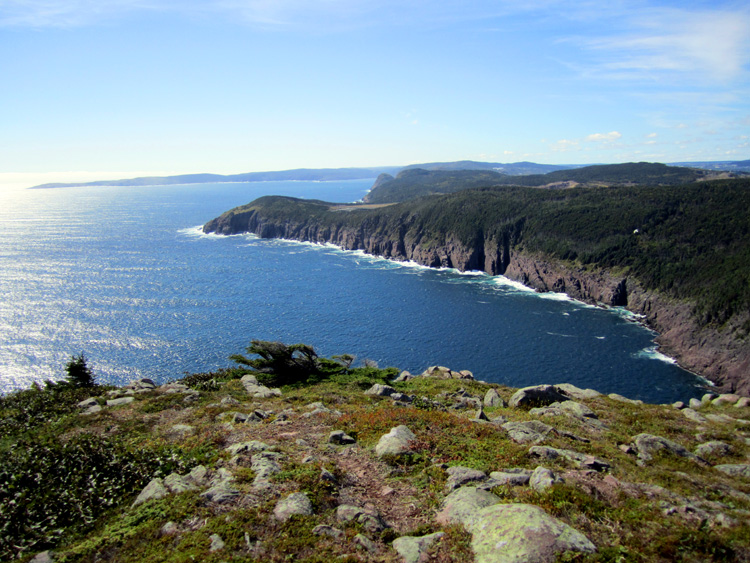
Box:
[204,208,750,395]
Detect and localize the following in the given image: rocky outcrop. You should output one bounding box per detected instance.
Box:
[203,204,750,395]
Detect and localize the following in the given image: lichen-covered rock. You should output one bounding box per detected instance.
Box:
[273,492,313,521]
[375,425,417,457]
[209,534,225,552]
[484,388,506,407]
[241,374,282,398]
[164,473,198,493]
[632,433,701,465]
[132,478,167,507]
[107,396,135,407]
[435,486,501,526]
[393,532,445,563]
[502,420,554,444]
[489,468,533,486]
[468,503,596,562]
[364,383,396,397]
[695,441,732,458]
[682,408,708,423]
[715,464,750,478]
[529,466,563,491]
[445,466,488,491]
[554,383,601,400]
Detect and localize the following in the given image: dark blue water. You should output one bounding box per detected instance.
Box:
[0,180,705,402]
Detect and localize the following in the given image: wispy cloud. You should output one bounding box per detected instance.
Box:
[578,7,750,83]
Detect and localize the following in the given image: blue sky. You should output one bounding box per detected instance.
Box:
[1,0,749,188]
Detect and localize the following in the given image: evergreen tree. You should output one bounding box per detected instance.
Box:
[65,354,96,388]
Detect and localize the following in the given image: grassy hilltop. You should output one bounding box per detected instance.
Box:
[2,345,750,562]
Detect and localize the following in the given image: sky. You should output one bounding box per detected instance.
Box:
[1,0,749,189]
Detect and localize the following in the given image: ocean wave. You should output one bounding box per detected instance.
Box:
[634,346,677,365]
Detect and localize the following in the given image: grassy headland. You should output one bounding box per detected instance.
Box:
[2,346,750,562]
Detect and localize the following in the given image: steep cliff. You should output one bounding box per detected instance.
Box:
[204,185,750,395]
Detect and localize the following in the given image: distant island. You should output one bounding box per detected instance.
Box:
[27,159,750,189]
[203,162,750,395]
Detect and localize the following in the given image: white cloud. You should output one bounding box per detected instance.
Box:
[646,132,657,138]
[586,131,622,142]
[581,7,750,83]
[550,139,580,152]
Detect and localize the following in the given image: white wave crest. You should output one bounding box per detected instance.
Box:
[635,346,677,365]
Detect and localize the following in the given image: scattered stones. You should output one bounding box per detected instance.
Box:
[422,365,474,380]
[328,430,356,445]
[132,478,168,507]
[241,374,282,399]
[209,534,225,552]
[502,420,554,444]
[273,492,314,522]
[509,385,570,408]
[106,396,135,407]
[483,388,506,407]
[435,486,501,526]
[375,425,417,458]
[529,466,564,491]
[445,466,488,491]
[695,441,732,458]
[336,504,387,533]
[392,532,445,563]
[225,440,269,456]
[529,446,611,471]
[468,503,596,563]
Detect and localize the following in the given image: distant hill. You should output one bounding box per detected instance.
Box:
[28,159,748,190]
[28,167,402,189]
[363,162,722,204]
[399,160,581,175]
[672,159,750,172]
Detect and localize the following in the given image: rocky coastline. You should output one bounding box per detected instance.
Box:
[203,208,750,396]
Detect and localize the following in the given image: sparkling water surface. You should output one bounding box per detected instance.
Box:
[0,180,705,402]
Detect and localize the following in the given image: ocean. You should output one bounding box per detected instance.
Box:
[0,179,706,403]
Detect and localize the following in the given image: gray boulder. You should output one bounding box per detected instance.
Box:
[484,388,506,407]
[107,396,135,407]
[632,433,701,465]
[529,466,563,491]
[375,425,417,458]
[328,430,356,445]
[682,408,708,424]
[695,441,732,458]
[502,420,554,444]
[435,486,501,526]
[164,473,198,493]
[508,385,569,408]
[393,532,445,563]
[488,468,533,486]
[445,466,488,491]
[715,464,750,478]
[529,446,611,471]
[273,492,314,521]
[364,383,396,397]
[608,393,643,405]
[209,534,225,552]
[29,551,54,563]
[468,503,596,562]
[241,374,281,398]
[554,383,601,400]
[132,478,167,507]
[335,504,387,533]
[689,398,704,410]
